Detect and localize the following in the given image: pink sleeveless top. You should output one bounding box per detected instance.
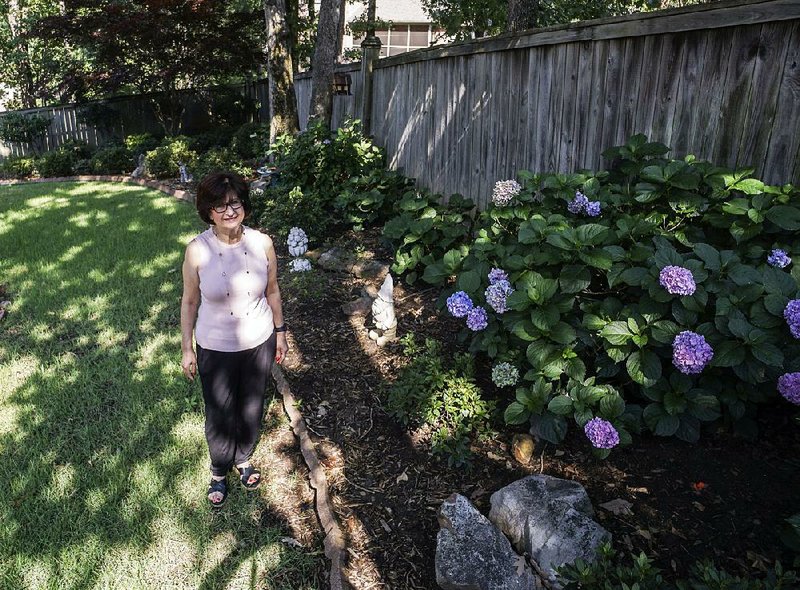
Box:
[193,226,274,352]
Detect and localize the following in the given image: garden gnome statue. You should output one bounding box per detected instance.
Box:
[368,274,397,347]
[131,154,146,179]
[178,162,193,184]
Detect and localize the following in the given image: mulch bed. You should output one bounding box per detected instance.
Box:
[278,227,800,588]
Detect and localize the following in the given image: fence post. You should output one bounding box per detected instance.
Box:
[359,0,381,137]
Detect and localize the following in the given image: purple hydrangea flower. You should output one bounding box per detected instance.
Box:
[492,180,522,207]
[584,417,620,449]
[778,372,800,405]
[466,306,488,331]
[446,291,473,318]
[322,139,331,145]
[785,299,800,339]
[585,201,602,217]
[659,265,696,296]
[672,331,714,374]
[768,249,792,269]
[567,191,589,214]
[485,280,514,314]
[488,268,509,285]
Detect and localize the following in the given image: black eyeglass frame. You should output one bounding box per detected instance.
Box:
[211,200,244,214]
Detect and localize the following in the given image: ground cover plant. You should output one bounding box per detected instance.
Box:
[0,181,322,589]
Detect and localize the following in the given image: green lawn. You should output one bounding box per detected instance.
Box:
[0,182,320,590]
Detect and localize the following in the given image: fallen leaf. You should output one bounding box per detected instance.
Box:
[380,519,391,532]
[487,452,504,461]
[599,498,633,515]
[396,469,409,484]
[636,529,652,540]
[554,449,565,457]
[627,487,649,494]
[514,554,528,576]
[279,537,302,548]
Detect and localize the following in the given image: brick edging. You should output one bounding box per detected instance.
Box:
[0,175,196,203]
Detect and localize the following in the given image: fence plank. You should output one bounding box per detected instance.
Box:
[764,21,800,181]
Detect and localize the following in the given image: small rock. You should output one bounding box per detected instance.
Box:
[352,259,389,279]
[512,434,535,465]
[317,247,355,272]
[341,296,373,316]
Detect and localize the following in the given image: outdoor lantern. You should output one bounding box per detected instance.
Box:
[333,73,352,95]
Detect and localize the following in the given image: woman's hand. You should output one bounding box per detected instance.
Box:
[182,349,197,381]
[275,332,289,364]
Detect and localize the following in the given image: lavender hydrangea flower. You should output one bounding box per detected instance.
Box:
[785,299,800,339]
[584,417,620,449]
[672,331,714,374]
[491,362,519,388]
[485,280,514,313]
[768,249,792,269]
[492,180,522,207]
[466,306,488,331]
[778,372,800,405]
[447,291,473,318]
[659,265,696,296]
[585,201,602,217]
[488,268,508,285]
[567,190,589,214]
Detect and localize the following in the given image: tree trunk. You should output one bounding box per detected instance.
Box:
[506,0,540,33]
[336,0,346,58]
[309,0,342,128]
[264,0,300,143]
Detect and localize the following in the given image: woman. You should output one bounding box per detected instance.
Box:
[180,171,288,508]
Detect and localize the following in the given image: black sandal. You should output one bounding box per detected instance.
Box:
[237,464,262,491]
[207,478,228,508]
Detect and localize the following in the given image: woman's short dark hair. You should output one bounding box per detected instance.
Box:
[195,171,251,224]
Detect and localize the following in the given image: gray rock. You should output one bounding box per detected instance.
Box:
[352,259,389,279]
[436,493,538,590]
[317,247,355,272]
[489,475,610,581]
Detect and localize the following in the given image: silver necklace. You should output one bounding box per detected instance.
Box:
[212,226,251,317]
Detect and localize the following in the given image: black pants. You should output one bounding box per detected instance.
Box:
[196,333,276,477]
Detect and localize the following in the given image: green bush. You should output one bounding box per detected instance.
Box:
[193,147,251,182]
[125,133,162,156]
[334,168,415,230]
[0,113,51,154]
[385,334,494,467]
[186,128,235,153]
[36,149,76,177]
[231,122,266,159]
[90,146,134,174]
[416,134,800,452]
[58,139,94,160]
[0,156,36,179]
[145,136,197,179]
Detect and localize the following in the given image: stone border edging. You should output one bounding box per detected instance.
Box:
[0,175,195,203]
[272,364,350,590]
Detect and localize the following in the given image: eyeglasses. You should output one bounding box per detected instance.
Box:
[211,200,243,214]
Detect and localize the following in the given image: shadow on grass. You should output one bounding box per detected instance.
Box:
[0,181,321,589]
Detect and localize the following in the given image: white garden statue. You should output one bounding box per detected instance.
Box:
[368,273,397,347]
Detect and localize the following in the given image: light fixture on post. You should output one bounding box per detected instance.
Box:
[333,72,352,95]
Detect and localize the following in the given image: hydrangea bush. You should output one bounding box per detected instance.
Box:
[422,134,800,451]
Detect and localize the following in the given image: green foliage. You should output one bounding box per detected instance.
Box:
[0,113,52,154]
[192,147,251,183]
[408,134,800,448]
[145,136,198,179]
[256,119,391,239]
[185,128,235,154]
[90,145,134,174]
[557,543,797,589]
[77,102,121,138]
[385,334,494,467]
[124,133,162,156]
[0,156,36,179]
[36,148,76,177]
[230,122,266,160]
[334,169,414,230]
[382,191,476,285]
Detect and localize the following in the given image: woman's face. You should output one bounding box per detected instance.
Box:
[209,192,245,229]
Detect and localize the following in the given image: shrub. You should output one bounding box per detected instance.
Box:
[58,139,94,160]
[231,122,266,159]
[334,168,415,230]
[186,128,235,153]
[36,149,76,177]
[193,147,251,182]
[385,334,494,467]
[125,133,162,156]
[145,136,197,179]
[0,156,36,179]
[411,134,800,452]
[0,113,51,154]
[90,146,134,174]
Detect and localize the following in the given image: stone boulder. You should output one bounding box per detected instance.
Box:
[436,493,539,590]
[489,475,610,581]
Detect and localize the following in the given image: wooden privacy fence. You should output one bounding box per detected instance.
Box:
[298,0,800,209]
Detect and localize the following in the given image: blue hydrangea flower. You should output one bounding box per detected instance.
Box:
[485,280,514,314]
[785,299,800,339]
[492,180,522,207]
[446,291,473,318]
[768,249,792,269]
[672,331,714,374]
[778,372,800,405]
[659,265,696,296]
[584,417,620,449]
[585,201,601,217]
[488,268,508,285]
[567,191,589,214]
[491,362,519,388]
[466,306,488,331]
